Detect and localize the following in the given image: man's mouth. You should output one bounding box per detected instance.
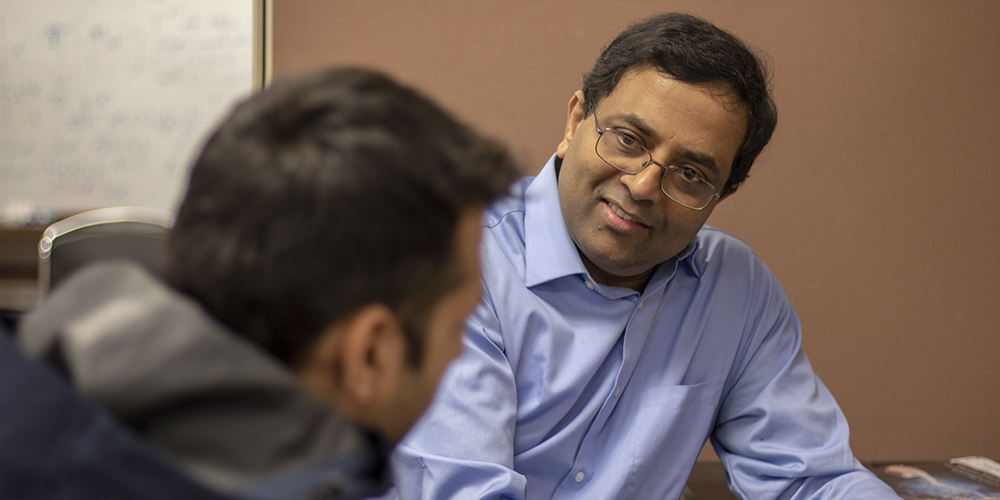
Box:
[604,199,648,227]
[611,204,635,222]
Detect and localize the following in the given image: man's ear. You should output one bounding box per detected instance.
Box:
[556,90,587,159]
[295,304,404,424]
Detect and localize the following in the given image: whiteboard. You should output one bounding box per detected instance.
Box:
[0,0,257,218]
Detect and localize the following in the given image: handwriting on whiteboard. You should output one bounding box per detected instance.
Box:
[0,0,254,214]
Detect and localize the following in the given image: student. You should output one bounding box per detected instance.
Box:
[17,68,520,499]
[384,13,902,500]
[0,324,232,500]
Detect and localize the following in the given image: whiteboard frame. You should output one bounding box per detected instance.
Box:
[256,0,273,90]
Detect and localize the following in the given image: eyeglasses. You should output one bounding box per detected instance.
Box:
[593,112,721,211]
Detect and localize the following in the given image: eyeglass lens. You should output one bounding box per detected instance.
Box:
[596,129,716,210]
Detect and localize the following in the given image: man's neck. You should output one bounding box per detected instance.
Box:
[578,251,653,293]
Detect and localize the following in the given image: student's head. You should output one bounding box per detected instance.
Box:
[166,68,520,442]
[580,12,776,197]
[556,13,776,290]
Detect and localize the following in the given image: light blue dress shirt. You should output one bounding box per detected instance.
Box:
[385,156,900,500]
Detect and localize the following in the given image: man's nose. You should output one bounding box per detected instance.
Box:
[620,163,663,202]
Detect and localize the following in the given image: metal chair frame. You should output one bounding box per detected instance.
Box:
[38,207,173,298]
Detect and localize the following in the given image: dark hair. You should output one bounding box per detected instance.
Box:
[166,68,520,367]
[582,12,777,196]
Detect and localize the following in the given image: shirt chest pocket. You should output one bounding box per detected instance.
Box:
[626,383,722,497]
[638,382,720,409]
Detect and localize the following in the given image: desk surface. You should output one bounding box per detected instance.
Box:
[689,460,1000,500]
[688,462,737,500]
[0,228,43,280]
[0,227,43,313]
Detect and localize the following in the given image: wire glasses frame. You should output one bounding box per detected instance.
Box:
[593,113,721,210]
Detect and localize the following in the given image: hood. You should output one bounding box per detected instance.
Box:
[18,261,388,497]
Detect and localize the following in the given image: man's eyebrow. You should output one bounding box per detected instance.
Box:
[678,148,719,175]
[614,113,660,142]
[611,112,720,175]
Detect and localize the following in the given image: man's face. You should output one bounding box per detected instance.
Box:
[556,64,746,289]
[382,207,485,441]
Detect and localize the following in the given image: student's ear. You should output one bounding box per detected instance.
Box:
[557,90,587,159]
[296,304,404,424]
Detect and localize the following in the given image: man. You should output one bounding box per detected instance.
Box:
[384,13,902,500]
[17,68,519,499]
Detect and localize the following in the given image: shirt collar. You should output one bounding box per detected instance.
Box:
[524,155,587,287]
[522,154,705,288]
[676,237,703,278]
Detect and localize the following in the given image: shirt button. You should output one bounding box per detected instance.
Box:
[613,386,621,397]
[575,471,585,482]
[637,301,644,310]
[585,281,594,290]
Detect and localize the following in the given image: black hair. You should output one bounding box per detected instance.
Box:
[582,12,777,195]
[166,68,520,367]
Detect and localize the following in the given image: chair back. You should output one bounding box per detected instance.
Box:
[38,207,173,297]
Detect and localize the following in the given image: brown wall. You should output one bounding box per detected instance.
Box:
[273,1,1000,462]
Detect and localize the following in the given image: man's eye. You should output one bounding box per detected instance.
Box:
[679,167,702,182]
[615,131,642,149]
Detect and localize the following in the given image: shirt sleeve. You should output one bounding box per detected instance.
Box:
[711,259,901,500]
[386,297,527,500]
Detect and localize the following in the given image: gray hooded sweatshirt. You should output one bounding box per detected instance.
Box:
[18,262,389,500]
